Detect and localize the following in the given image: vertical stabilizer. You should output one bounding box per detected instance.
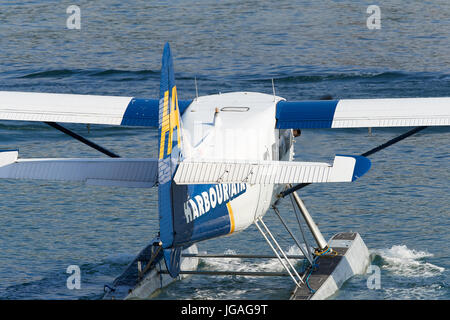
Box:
[157,43,185,277]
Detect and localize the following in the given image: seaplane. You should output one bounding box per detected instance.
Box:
[0,43,448,300]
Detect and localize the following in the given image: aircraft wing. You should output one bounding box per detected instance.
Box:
[0,91,191,127]
[276,97,450,129]
[0,150,158,188]
[173,155,371,185]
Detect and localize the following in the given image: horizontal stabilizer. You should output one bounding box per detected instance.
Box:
[173,155,371,185]
[0,151,158,188]
[0,91,191,127]
[0,150,18,166]
[276,98,450,129]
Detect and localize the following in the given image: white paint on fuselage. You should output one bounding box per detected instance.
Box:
[180,92,292,233]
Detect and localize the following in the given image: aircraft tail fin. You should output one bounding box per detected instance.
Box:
[157,43,187,277]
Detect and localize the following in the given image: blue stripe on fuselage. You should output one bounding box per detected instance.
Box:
[172,183,247,247]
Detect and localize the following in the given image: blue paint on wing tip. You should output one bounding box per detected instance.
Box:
[337,154,372,182]
[351,155,372,181]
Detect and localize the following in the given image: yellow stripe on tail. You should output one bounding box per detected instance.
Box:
[159,86,181,160]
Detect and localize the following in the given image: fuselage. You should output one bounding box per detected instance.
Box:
[179,92,293,238]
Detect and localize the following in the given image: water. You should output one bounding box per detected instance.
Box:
[0,0,448,300]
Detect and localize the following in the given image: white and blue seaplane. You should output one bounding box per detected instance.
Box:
[0,43,448,299]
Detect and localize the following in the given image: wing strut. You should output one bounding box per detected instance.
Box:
[279,126,428,198]
[45,122,120,158]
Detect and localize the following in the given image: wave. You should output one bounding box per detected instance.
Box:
[19,69,158,79]
[187,246,305,300]
[89,69,158,77]
[267,71,410,83]
[372,245,445,278]
[16,69,448,87]
[20,69,81,79]
[246,70,450,85]
[200,246,305,274]
[382,284,446,300]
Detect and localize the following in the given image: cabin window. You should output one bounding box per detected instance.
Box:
[278,129,292,159]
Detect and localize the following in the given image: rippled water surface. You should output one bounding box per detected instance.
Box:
[0,0,448,299]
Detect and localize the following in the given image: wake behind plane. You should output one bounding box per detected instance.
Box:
[0,43,448,299]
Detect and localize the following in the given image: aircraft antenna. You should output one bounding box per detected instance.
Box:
[195,77,199,100]
[272,78,276,101]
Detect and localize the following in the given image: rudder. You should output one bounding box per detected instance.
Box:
[157,42,185,277]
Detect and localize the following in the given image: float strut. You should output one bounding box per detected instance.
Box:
[290,188,328,251]
[272,205,314,265]
[254,217,304,287]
